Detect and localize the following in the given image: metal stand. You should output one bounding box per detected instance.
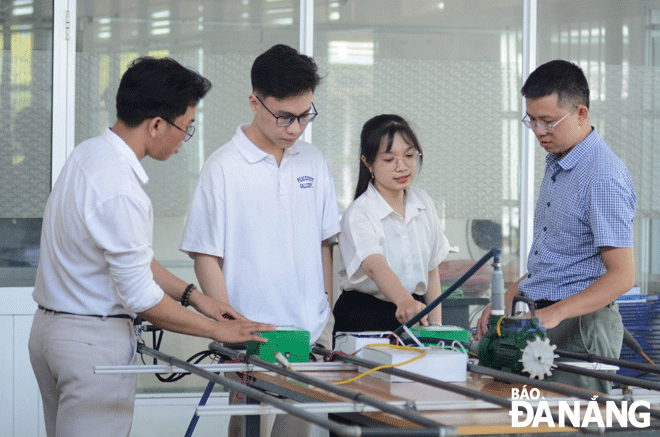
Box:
[184,380,215,437]
[137,343,458,437]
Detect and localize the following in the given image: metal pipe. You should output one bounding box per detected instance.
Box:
[490,252,505,316]
[138,343,447,437]
[95,362,354,374]
[197,399,503,416]
[553,363,660,392]
[209,343,457,435]
[623,327,657,366]
[313,347,511,409]
[184,380,215,437]
[468,364,660,421]
[556,349,660,375]
[394,248,500,336]
[314,347,602,434]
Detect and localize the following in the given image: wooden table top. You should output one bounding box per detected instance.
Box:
[246,367,603,435]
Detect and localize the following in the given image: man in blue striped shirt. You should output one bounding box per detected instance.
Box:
[478,60,636,393]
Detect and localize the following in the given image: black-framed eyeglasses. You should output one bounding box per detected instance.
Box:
[254,95,318,127]
[164,119,195,142]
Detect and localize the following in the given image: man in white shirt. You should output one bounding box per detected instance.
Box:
[28,57,274,437]
[180,44,340,436]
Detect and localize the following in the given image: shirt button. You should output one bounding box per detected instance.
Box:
[534,250,538,255]
[527,274,531,278]
[547,202,551,207]
[543,226,547,231]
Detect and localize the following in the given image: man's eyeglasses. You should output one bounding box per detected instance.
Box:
[522,108,576,134]
[255,95,318,127]
[375,150,422,171]
[164,119,195,142]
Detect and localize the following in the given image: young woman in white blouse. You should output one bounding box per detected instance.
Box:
[334,114,450,334]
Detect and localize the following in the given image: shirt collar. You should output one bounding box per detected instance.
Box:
[103,127,149,184]
[547,127,599,171]
[365,182,425,223]
[233,123,302,164]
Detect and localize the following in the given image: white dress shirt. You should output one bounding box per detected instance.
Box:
[180,124,340,342]
[32,128,164,316]
[338,183,450,301]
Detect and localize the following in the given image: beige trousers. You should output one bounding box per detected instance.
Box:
[28,308,138,437]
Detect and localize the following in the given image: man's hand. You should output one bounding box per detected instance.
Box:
[395,296,428,326]
[477,303,562,338]
[138,295,274,344]
[475,304,492,339]
[211,319,276,344]
[190,290,249,322]
[530,306,562,330]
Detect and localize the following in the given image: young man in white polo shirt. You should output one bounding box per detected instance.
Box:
[29,57,274,437]
[180,44,340,436]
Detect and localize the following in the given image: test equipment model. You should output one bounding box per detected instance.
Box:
[117,247,660,436]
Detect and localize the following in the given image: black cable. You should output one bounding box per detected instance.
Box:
[137,322,220,383]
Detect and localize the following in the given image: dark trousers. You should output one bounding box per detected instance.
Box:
[332,289,424,336]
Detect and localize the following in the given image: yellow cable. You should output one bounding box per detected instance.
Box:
[495,315,506,337]
[332,344,427,385]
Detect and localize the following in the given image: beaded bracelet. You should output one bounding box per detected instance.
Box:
[181,283,195,307]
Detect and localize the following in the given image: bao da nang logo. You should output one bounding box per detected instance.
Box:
[509,385,650,428]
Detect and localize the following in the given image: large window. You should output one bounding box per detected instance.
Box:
[4,0,660,391]
[75,0,300,282]
[75,0,301,392]
[0,1,52,287]
[537,0,660,294]
[312,0,524,289]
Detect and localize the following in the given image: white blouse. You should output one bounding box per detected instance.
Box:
[337,183,450,302]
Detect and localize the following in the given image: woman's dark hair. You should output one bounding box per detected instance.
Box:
[251,44,321,99]
[116,57,212,127]
[354,114,423,199]
[521,59,589,109]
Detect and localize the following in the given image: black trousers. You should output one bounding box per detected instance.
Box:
[332,289,424,335]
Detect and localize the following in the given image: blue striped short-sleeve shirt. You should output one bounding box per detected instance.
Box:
[518,128,636,301]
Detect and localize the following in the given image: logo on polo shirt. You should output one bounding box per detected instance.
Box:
[297,175,314,189]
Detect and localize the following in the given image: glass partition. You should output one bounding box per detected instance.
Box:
[0,1,53,287]
[537,0,660,295]
[313,0,525,290]
[75,0,300,392]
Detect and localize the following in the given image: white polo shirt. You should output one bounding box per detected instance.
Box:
[338,183,450,301]
[180,124,340,342]
[33,128,165,316]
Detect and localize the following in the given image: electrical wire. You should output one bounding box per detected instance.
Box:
[331,344,427,385]
[138,324,219,383]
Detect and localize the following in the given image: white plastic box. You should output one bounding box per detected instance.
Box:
[334,332,391,357]
[360,345,467,383]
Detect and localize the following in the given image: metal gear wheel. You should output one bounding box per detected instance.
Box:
[519,337,558,380]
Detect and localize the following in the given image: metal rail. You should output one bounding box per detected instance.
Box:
[195,398,509,417]
[314,346,603,434]
[95,361,354,374]
[556,349,660,376]
[468,363,660,421]
[553,362,660,392]
[138,343,456,437]
[208,342,458,435]
[394,248,499,336]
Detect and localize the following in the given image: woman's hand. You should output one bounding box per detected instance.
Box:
[394,295,428,326]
